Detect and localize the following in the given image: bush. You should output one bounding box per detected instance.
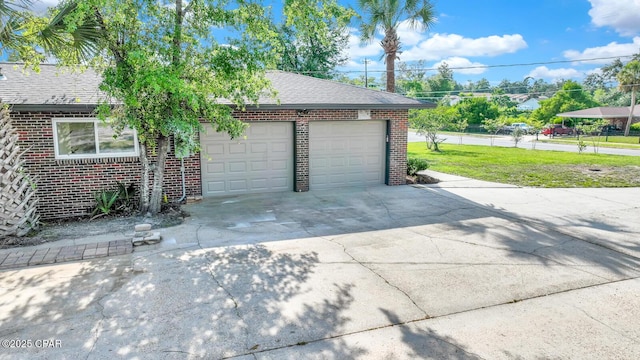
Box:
[407,158,429,176]
[91,182,138,219]
[631,123,640,132]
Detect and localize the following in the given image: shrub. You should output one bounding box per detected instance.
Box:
[91,182,138,219]
[630,123,640,132]
[407,158,429,176]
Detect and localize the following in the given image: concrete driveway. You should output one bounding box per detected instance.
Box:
[1,174,640,359]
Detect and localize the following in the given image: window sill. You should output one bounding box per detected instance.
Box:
[54,156,140,165]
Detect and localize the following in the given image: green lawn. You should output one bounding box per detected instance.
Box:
[408,142,640,188]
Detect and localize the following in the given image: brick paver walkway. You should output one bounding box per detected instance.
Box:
[0,240,132,270]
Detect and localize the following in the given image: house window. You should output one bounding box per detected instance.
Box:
[52,118,139,159]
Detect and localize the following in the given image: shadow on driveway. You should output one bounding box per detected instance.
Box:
[1,184,639,358]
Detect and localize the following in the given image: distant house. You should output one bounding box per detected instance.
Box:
[447,93,542,108]
[556,107,640,129]
[516,98,540,111]
[0,63,433,219]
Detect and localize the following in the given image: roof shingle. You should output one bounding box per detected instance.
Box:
[0,63,432,111]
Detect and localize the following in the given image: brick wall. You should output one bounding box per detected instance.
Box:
[12,111,198,220]
[13,108,408,220]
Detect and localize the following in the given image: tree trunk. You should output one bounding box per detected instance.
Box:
[381,28,399,93]
[149,135,170,214]
[138,142,151,214]
[625,90,636,137]
[386,51,395,93]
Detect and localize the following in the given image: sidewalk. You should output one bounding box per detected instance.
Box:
[0,240,132,270]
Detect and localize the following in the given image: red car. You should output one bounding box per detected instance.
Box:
[542,124,574,136]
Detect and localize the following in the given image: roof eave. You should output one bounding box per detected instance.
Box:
[9,100,435,113]
[10,104,98,112]
[242,103,435,110]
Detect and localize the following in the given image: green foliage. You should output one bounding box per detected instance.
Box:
[54,0,286,214]
[530,80,600,125]
[511,127,525,147]
[617,60,640,135]
[407,157,429,176]
[631,123,640,132]
[575,119,608,154]
[456,97,500,125]
[91,182,137,218]
[617,60,640,94]
[92,189,120,218]
[411,106,457,151]
[358,0,436,91]
[276,0,355,78]
[481,116,508,136]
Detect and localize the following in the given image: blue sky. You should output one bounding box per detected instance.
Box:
[30,0,640,85]
[339,0,640,85]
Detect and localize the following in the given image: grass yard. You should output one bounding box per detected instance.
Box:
[408,142,640,188]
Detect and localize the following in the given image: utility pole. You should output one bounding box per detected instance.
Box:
[364,59,369,88]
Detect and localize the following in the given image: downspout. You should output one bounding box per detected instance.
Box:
[176,157,186,203]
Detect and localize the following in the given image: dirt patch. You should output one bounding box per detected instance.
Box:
[575,165,640,185]
[0,206,188,249]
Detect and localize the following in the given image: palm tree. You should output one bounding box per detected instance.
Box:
[0,0,31,54]
[617,60,640,136]
[358,0,436,93]
[1,0,99,63]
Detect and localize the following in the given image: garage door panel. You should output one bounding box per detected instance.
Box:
[270,123,291,136]
[251,143,268,153]
[206,162,225,174]
[272,159,288,170]
[272,142,288,153]
[229,179,248,191]
[250,160,267,171]
[250,179,268,190]
[270,177,289,188]
[310,121,385,190]
[228,161,247,173]
[206,144,225,155]
[207,181,225,193]
[201,122,293,196]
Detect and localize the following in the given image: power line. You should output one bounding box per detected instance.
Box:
[292,54,638,75]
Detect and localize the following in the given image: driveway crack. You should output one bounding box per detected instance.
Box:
[323,237,430,319]
[85,258,134,360]
[198,232,250,352]
[574,306,640,344]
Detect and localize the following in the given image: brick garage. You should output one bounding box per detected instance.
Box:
[1,64,431,220]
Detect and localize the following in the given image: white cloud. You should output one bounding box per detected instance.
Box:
[434,57,487,75]
[344,29,383,60]
[588,0,640,36]
[564,37,640,64]
[401,33,527,61]
[526,66,583,82]
[396,20,428,47]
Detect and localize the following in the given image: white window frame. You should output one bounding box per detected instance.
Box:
[52,118,139,159]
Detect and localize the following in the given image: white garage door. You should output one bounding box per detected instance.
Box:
[200,122,293,196]
[309,121,386,190]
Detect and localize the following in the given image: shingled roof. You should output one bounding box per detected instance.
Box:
[557,106,640,118]
[0,63,432,111]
